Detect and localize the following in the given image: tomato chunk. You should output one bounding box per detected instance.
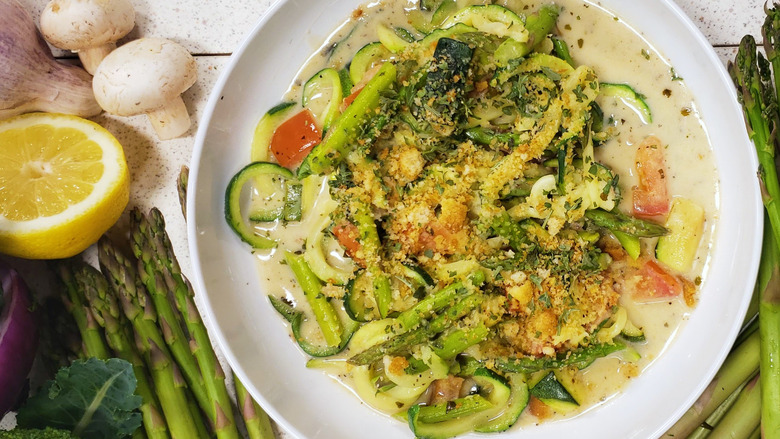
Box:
[632,259,683,302]
[632,136,670,218]
[339,63,382,112]
[270,108,321,168]
[341,86,364,110]
[528,396,553,420]
[332,221,365,266]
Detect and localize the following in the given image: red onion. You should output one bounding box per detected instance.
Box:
[0,261,39,416]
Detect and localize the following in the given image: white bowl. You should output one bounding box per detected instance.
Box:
[188,1,762,437]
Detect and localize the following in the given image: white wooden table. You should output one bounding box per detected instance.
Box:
[9,0,766,437]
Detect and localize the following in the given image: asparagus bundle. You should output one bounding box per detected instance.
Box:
[731,20,780,437]
[129,207,240,439]
[118,210,214,433]
[50,163,275,439]
[98,238,206,439]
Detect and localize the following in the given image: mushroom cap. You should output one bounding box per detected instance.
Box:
[92,38,197,116]
[40,0,135,50]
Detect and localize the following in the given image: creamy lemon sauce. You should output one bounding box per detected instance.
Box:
[252,0,718,427]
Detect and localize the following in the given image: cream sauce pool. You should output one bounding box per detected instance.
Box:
[251,0,719,428]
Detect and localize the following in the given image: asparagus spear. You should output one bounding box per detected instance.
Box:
[464,127,522,147]
[348,293,483,366]
[493,341,626,374]
[131,208,240,439]
[764,3,780,107]
[663,330,760,437]
[551,36,575,67]
[432,324,490,360]
[396,281,469,330]
[731,31,780,437]
[75,262,170,439]
[730,35,780,249]
[177,166,189,219]
[686,375,751,439]
[348,323,435,366]
[38,296,82,376]
[351,199,393,318]
[757,214,780,436]
[700,377,748,432]
[762,10,780,436]
[188,396,213,439]
[284,251,343,347]
[707,374,761,439]
[396,271,485,331]
[54,259,150,439]
[234,374,275,439]
[52,260,111,360]
[502,3,560,58]
[98,236,206,439]
[583,208,668,237]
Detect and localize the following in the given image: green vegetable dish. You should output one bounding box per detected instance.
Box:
[225,0,718,436]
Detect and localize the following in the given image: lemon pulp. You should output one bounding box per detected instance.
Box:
[0,113,129,259]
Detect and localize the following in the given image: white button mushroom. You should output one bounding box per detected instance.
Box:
[40,0,135,75]
[92,38,197,140]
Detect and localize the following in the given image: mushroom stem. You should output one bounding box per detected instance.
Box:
[147,96,191,140]
[78,44,116,74]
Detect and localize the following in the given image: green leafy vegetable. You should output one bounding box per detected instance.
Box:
[16,358,142,439]
[0,428,75,439]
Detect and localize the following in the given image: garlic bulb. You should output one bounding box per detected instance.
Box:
[0,0,101,119]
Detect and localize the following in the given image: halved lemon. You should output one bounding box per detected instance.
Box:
[0,113,129,259]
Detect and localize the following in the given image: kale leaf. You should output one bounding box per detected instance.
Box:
[16,358,141,439]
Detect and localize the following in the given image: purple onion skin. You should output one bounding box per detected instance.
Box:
[0,260,39,417]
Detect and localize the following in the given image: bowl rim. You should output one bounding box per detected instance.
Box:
[187,0,763,437]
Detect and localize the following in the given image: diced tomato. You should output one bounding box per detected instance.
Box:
[528,396,553,420]
[632,136,670,218]
[341,86,364,110]
[633,259,683,302]
[332,221,365,266]
[339,63,382,111]
[270,108,321,168]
